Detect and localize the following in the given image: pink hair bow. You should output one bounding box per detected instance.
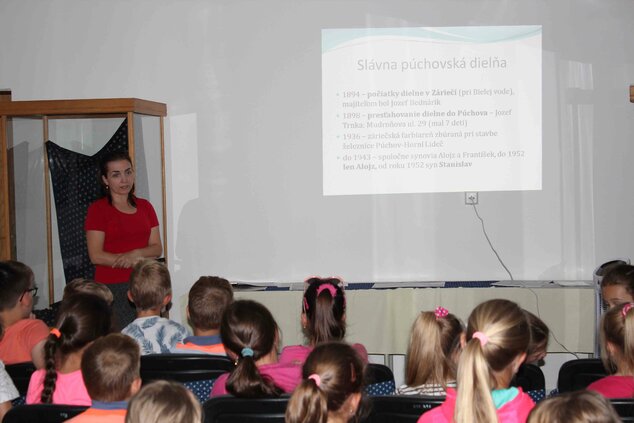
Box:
[472,331,489,346]
[317,284,337,297]
[434,306,449,319]
[622,303,634,318]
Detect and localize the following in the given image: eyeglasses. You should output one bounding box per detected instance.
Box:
[20,287,38,301]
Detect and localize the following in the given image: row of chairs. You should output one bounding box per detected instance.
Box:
[1,357,621,423]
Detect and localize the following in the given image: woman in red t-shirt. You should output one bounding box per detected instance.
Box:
[85,151,162,327]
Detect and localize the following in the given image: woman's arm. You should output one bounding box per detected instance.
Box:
[111,226,163,268]
[86,230,123,267]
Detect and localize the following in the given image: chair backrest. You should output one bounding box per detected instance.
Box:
[365,363,396,396]
[610,398,634,422]
[557,358,607,393]
[140,354,234,383]
[364,395,444,423]
[5,362,36,396]
[203,396,289,423]
[3,404,88,423]
[512,364,545,392]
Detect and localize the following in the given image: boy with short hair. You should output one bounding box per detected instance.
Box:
[0,261,48,367]
[122,260,188,354]
[66,333,142,422]
[172,276,233,355]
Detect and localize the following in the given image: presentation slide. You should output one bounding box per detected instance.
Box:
[322,26,542,196]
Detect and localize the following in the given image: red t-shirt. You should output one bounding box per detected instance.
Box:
[588,375,634,398]
[0,318,49,365]
[84,197,159,284]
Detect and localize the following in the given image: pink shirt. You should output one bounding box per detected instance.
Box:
[588,375,634,398]
[417,388,535,423]
[279,343,369,366]
[0,318,49,365]
[210,362,301,397]
[26,369,91,405]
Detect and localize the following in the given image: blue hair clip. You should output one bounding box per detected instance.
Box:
[241,347,254,357]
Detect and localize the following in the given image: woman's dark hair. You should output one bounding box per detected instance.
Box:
[41,293,111,403]
[99,150,136,207]
[302,278,346,345]
[286,342,366,423]
[220,300,282,398]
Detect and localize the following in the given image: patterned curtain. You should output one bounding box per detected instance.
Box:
[45,119,128,283]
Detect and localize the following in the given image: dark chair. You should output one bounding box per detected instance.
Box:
[365,363,396,396]
[364,395,444,423]
[2,404,88,423]
[203,395,289,423]
[610,398,634,422]
[557,358,607,393]
[140,354,234,402]
[511,364,546,402]
[5,362,36,396]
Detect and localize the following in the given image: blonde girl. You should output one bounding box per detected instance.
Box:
[587,302,634,397]
[418,299,534,423]
[396,307,464,396]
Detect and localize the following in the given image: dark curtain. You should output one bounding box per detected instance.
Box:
[45,119,128,283]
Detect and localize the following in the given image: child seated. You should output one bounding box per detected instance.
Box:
[0,261,49,367]
[527,390,620,423]
[66,334,141,422]
[26,294,111,405]
[396,307,464,396]
[524,310,549,365]
[122,260,188,354]
[286,342,366,423]
[125,380,201,423]
[0,360,19,421]
[279,277,368,366]
[418,299,535,423]
[587,302,634,398]
[172,276,233,355]
[210,300,301,397]
[64,278,114,306]
[601,264,634,309]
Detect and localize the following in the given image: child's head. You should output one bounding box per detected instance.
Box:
[600,302,634,375]
[286,342,366,423]
[527,390,620,423]
[220,299,281,397]
[41,293,111,404]
[64,278,114,306]
[125,380,201,423]
[187,276,233,333]
[405,307,464,388]
[454,299,529,423]
[128,259,171,312]
[0,260,35,319]
[601,264,634,309]
[524,310,549,365]
[81,333,141,402]
[302,277,346,344]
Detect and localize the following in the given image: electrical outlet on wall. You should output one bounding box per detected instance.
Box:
[465,192,478,205]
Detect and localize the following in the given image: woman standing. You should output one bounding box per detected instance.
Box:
[85,151,162,328]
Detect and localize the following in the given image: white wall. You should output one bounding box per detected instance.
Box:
[1,0,634,321]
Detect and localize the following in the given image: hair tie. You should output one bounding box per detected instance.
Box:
[241,347,254,358]
[434,306,449,319]
[50,328,61,339]
[472,331,489,346]
[317,284,337,298]
[308,374,321,387]
[623,303,634,318]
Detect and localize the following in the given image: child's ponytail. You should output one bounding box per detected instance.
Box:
[221,300,283,398]
[39,294,111,404]
[285,377,329,423]
[303,278,346,345]
[454,299,529,423]
[601,302,634,375]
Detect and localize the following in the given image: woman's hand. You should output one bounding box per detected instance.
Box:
[112,251,144,268]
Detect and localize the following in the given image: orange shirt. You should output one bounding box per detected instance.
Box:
[0,319,49,364]
[66,408,126,423]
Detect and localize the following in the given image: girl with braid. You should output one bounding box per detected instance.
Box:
[26,294,111,405]
[210,300,301,397]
